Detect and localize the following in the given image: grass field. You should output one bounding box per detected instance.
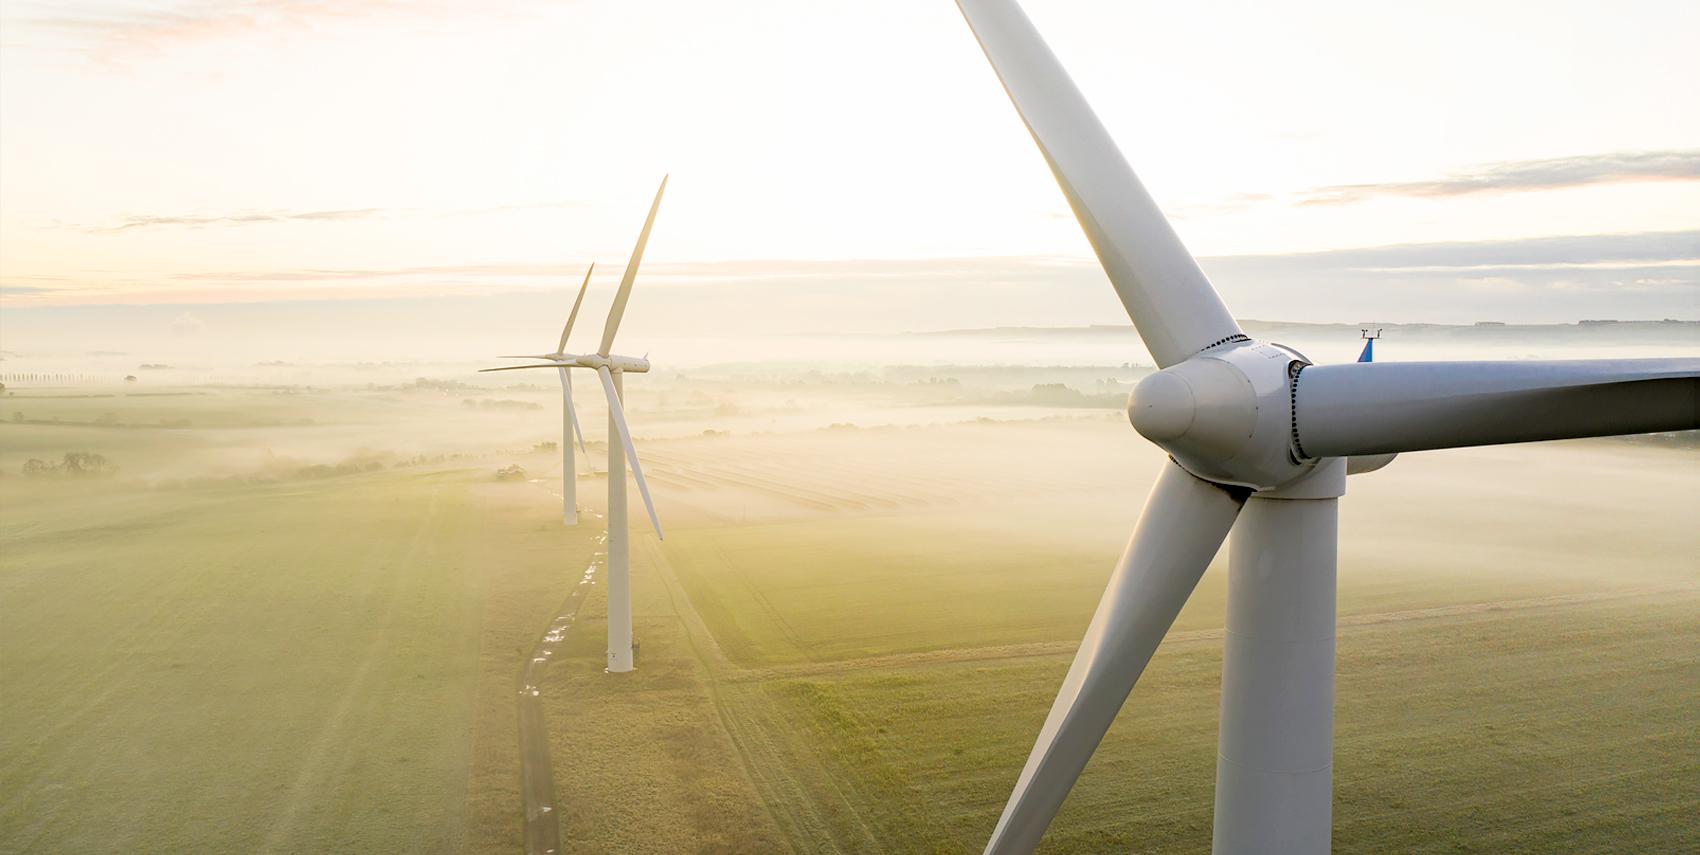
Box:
[737,591,1700,853]
[2,376,1695,853]
[0,386,602,853]
[544,418,1700,853]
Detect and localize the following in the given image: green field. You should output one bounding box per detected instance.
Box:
[543,422,1700,853]
[2,380,1696,853]
[0,385,603,853]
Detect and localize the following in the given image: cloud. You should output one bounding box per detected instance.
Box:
[0,285,61,296]
[9,231,1695,331]
[89,207,385,233]
[1206,230,1700,272]
[67,229,1700,290]
[152,256,1102,288]
[165,263,581,282]
[1298,150,1700,205]
[9,1,545,59]
[1193,231,1698,321]
[1170,151,1700,215]
[76,199,588,233]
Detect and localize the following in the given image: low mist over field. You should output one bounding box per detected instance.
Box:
[3,320,1695,483]
[2,327,1695,852]
[2,315,1697,381]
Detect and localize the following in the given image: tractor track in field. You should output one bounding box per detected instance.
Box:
[516,499,604,855]
[263,486,443,851]
[640,536,885,853]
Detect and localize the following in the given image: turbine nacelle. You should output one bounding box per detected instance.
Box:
[578,353,651,374]
[487,353,652,374]
[1127,340,1314,491]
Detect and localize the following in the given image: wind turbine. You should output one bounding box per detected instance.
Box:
[482,178,669,673]
[951,2,1699,853]
[497,264,594,525]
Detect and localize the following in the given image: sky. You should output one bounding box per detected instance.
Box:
[1,0,1697,356]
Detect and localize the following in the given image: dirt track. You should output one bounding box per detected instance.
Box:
[517,536,602,855]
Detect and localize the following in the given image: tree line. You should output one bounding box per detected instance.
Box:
[0,374,101,384]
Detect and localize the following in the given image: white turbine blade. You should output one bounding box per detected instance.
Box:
[954,0,1241,368]
[478,364,568,373]
[557,263,594,354]
[1295,358,1700,457]
[986,461,1246,853]
[563,370,586,453]
[598,177,668,357]
[597,366,664,539]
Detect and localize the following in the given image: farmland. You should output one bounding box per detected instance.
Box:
[543,413,1700,852]
[1,371,1696,853]
[0,383,598,853]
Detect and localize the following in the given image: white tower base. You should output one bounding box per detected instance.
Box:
[1213,460,1343,854]
[605,370,634,673]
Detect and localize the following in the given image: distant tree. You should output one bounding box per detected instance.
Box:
[60,452,115,477]
[124,375,138,383]
[1029,383,1088,405]
[22,458,54,477]
[414,377,472,392]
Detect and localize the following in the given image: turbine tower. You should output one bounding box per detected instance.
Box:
[482,178,669,673]
[951,2,1699,853]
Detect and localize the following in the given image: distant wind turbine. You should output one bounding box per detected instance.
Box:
[953,1,1699,853]
[496,264,594,525]
[482,177,669,674]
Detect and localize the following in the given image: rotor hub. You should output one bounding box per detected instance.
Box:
[1127,340,1316,491]
[1126,372,1195,441]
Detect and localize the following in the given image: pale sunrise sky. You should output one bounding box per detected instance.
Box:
[1,0,1697,347]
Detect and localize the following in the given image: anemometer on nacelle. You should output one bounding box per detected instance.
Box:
[1357,328,1382,363]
